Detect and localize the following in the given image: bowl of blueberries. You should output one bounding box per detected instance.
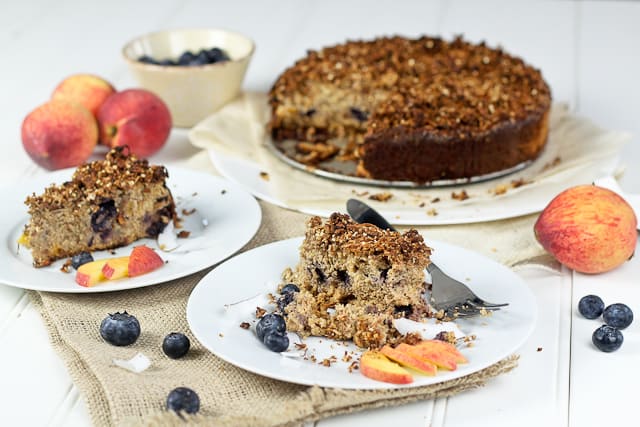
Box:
[122,28,255,127]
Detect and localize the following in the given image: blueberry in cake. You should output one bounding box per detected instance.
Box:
[269,35,552,182]
[278,213,432,349]
[21,147,176,267]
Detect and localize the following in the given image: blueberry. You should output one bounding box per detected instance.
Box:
[255,313,286,341]
[157,58,175,66]
[177,51,196,66]
[71,251,93,269]
[206,47,230,63]
[99,312,140,346]
[277,284,300,312]
[281,283,300,294]
[263,331,289,352]
[578,295,605,319]
[592,325,624,352]
[603,303,634,329]
[166,387,200,415]
[162,332,190,359]
[91,199,116,235]
[138,55,157,64]
[349,107,369,122]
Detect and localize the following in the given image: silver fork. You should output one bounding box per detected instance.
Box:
[346,199,509,318]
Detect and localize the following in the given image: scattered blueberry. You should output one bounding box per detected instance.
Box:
[603,303,634,329]
[71,251,94,269]
[162,332,191,359]
[138,46,230,67]
[99,312,141,346]
[592,325,624,352]
[166,387,200,415]
[255,313,286,341]
[263,331,290,352]
[578,295,605,319]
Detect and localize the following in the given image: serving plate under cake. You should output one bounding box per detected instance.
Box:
[187,237,537,389]
[0,168,261,293]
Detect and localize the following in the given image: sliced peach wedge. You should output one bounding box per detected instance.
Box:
[101,256,129,280]
[381,344,437,376]
[414,340,468,364]
[128,245,164,277]
[360,350,414,384]
[75,259,109,287]
[396,343,457,371]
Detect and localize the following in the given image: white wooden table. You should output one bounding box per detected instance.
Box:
[1,1,638,425]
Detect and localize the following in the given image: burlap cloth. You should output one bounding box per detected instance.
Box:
[25,93,628,426]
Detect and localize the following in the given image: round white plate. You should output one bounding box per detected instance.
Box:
[187,237,537,389]
[0,167,261,293]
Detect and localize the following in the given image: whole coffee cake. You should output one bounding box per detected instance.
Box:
[279,213,432,349]
[269,35,552,182]
[22,147,176,267]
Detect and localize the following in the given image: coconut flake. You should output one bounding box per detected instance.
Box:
[157,221,178,252]
[112,352,151,373]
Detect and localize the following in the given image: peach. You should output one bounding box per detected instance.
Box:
[128,245,164,277]
[21,100,98,170]
[396,343,457,371]
[380,345,437,376]
[97,89,171,158]
[51,74,115,117]
[360,350,413,384]
[76,259,108,287]
[414,340,468,364]
[534,185,637,274]
[101,256,130,280]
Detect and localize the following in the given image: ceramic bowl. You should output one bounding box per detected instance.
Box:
[122,28,255,127]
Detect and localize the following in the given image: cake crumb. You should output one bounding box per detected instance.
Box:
[451,190,469,201]
[60,259,72,273]
[259,171,270,181]
[368,192,393,202]
[177,230,191,238]
[255,307,267,318]
[181,208,196,216]
[537,347,543,352]
[426,208,438,216]
[239,322,250,330]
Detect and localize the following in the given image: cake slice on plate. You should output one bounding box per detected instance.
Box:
[280,213,432,348]
[21,147,176,267]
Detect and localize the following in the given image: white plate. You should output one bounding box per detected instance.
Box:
[187,237,537,389]
[0,167,261,293]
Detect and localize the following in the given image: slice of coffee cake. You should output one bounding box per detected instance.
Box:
[22,147,176,267]
[279,213,431,349]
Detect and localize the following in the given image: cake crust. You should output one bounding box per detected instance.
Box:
[23,147,176,267]
[268,35,552,182]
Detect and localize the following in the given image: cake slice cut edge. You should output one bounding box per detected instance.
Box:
[21,147,176,268]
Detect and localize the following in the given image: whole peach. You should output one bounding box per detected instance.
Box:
[97,89,171,158]
[51,74,115,117]
[534,185,637,274]
[21,100,98,170]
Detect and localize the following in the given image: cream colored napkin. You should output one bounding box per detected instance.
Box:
[189,93,629,225]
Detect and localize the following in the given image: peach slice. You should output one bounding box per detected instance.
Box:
[396,343,457,371]
[360,350,414,384]
[415,340,468,364]
[380,345,437,376]
[75,259,109,287]
[128,245,164,277]
[101,256,130,280]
